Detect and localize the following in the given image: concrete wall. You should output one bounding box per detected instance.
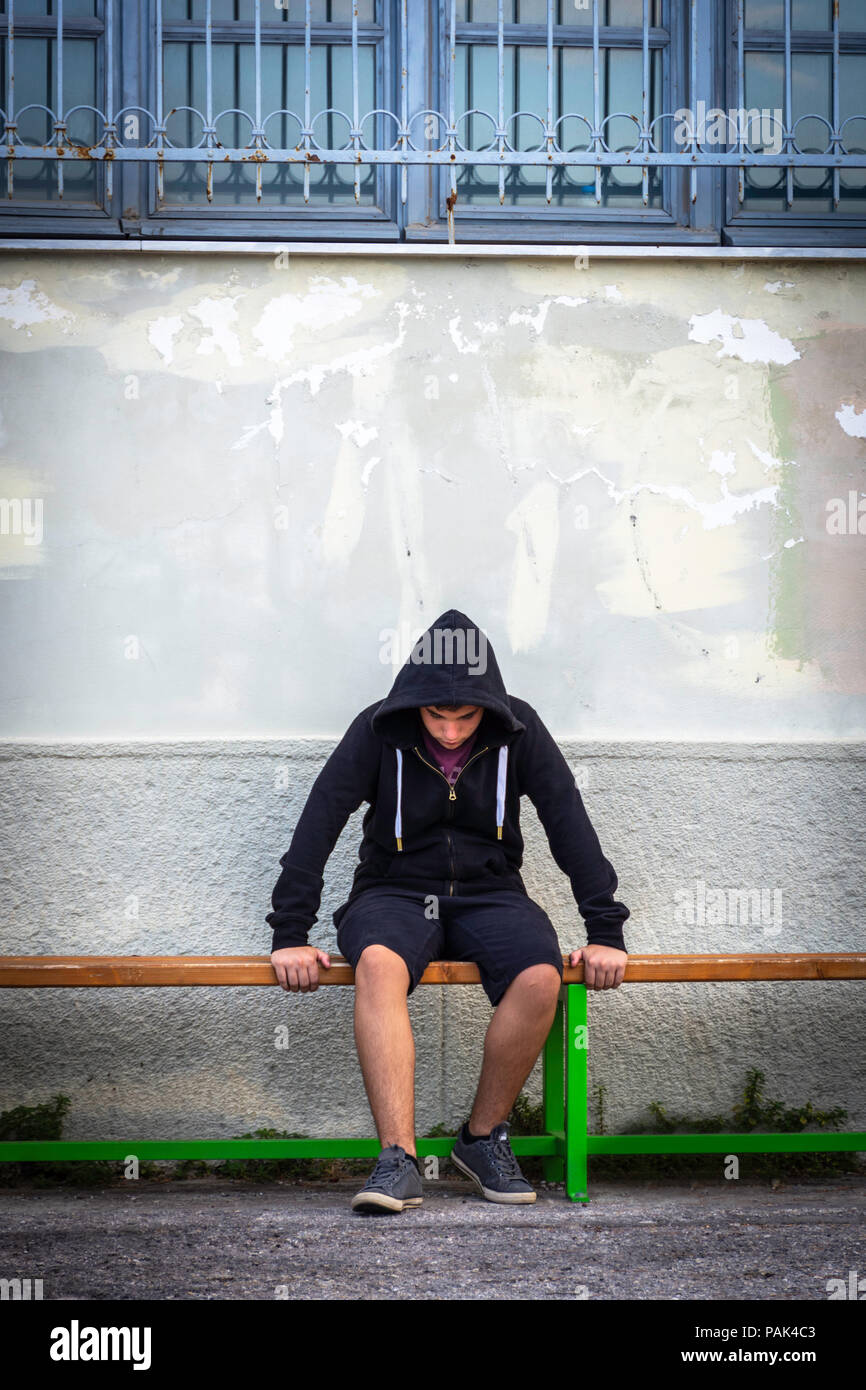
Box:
[1,249,864,1143]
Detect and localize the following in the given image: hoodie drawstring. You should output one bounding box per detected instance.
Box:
[394,748,403,851]
[496,745,508,839]
[394,743,509,850]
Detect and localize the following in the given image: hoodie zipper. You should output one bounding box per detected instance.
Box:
[413,744,491,896]
[412,744,490,801]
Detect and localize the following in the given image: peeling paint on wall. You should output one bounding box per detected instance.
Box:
[147,314,184,365]
[253,275,379,363]
[0,253,863,737]
[0,278,71,333]
[836,403,866,438]
[688,308,801,365]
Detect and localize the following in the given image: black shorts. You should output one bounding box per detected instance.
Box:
[333,885,564,1008]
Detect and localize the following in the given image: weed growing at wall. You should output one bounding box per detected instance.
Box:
[0,1071,861,1187]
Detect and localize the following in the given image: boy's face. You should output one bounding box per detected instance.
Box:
[419,704,484,749]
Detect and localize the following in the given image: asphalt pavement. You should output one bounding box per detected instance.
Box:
[1,1173,863,1301]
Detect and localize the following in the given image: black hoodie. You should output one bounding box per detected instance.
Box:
[266,609,629,953]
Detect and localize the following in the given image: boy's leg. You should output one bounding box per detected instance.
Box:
[353,944,417,1155]
[467,962,561,1135]
[443,891,564,1132]
[337,889,444,1157]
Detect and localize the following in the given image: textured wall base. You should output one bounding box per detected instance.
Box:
[1,739,863,1138]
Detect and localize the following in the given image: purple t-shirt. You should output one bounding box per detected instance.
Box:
[420,721,478,786]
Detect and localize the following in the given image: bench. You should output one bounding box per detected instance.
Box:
[1,952,864,1202]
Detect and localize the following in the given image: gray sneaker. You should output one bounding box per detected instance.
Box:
[351,1144,424,1214]
[450,1121,536,1204]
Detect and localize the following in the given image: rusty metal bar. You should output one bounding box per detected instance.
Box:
[447,0,457,240]
[352,0,360,203]
[690,0,697,208]
[592,0,601,204]
[2,144,860,168]
[832,0,840,209]
[303,0,312,203]
[205,0,213,201]
[56,0,64,199]
[6,0,15,199]
[399,0,407,205]
[641,0,649,206]
[496,0,504,206]
[737,0,744,205]
[545,0,553,204]
[784,0,793,208]
[105,0,114,202]
[155,0,164,202]
[254,0,262,201]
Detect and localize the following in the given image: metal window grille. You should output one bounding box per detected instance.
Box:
[1,0,864,241]
[730,0,866,224]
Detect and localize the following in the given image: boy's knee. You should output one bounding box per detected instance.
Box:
[510,961,562,999]
[355,943,410,987]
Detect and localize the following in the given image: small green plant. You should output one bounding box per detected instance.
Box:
[593,1081,607,1136]
[420,1121,453,1139]
[509,1092,546,1135]
[591,1067,861,1181]
[0,1093,159,1188]
[215,1129,371,1183]
[0,1092,70,1141]
[502,1091,547,1182]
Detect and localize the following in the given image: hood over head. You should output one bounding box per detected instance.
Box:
[371,609,524,750]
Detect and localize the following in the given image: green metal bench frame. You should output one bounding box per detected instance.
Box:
[1,953,864,1202]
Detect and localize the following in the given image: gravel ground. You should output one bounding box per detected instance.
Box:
[1,1173,863,1302]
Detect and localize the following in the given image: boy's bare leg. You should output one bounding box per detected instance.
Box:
[353,944,417,1157]
[467,964,561,1135]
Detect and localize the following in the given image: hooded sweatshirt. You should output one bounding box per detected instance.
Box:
[266,608,629,953]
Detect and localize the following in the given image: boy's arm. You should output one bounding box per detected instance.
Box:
[517,707,629,952]
[266,707,380,951]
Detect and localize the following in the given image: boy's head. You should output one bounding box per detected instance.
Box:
[418,704,484,749]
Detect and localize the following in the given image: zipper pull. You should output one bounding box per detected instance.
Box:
[448,787,456,801]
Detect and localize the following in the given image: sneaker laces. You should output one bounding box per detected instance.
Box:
[364,1149,408,1188]
[487,1127,522,1180]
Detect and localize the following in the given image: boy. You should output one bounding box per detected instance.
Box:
[267,608,629,1213]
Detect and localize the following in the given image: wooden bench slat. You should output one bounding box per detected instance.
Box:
[0,953,864,986]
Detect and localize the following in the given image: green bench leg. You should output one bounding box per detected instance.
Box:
[565,981,590,1203]
[542,994,564,1182]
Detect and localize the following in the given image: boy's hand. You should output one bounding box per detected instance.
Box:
[569,945,627,991]
[270,946,331,993]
